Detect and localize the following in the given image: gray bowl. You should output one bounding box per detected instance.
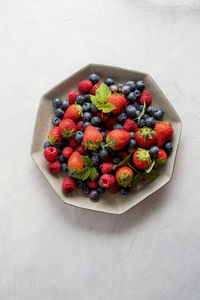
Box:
[31,64,182,214]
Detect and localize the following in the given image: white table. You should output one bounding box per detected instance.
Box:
[1,1,200,299]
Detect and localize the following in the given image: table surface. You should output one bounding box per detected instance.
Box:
[1,1,200,299]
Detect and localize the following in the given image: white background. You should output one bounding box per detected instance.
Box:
[1,0,200,299]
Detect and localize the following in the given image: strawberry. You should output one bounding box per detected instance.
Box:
[139,90,152,105]
[106,94,128,114]
[90,83,100,95]
[83,125,103,150]
[63,104,83,121]
[135,127,157,149]
[78,80,93,93]
[116,166,134,187]
[97,111,109,122]
[133,148,152,169]
[68,151,84,172]
[68,91,79,104]
[59,119,77,138]
[156,148,167,166]
[48,126,62,145]
[154,122,173,147]
[106,129,131,150]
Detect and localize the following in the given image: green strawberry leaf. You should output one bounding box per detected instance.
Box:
[95,83,111,103]
[143,169,158,181]
[89,167,98,181]
[145,160,155,173]
[102,103,116,113]
[113,154,132,170]
[81,156,94,167]
[133,173,143,187]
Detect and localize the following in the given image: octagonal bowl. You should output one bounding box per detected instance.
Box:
[31,64,181,214]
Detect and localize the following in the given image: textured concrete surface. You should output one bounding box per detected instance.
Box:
[0,1,200,299]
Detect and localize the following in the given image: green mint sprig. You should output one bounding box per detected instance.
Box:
[113,154,132,170]
[72,156,97,181]
[90,83,116,113]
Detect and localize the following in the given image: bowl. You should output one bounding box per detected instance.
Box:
[31,64,182,214]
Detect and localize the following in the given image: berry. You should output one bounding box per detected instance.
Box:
[82,186,90,195]
[68,137,80,148]
[130,132,135,138]
[63,104,83,121]
[77,180,84,189]
[142,114,149,121]
[87,179,98,189]
[68,91,79,104]
[125,105,136,117]
[104,78,115,86]
[132,90,141,101]
[83,112,92,121]
[78,80,93,93]
[136,80,145,91]
[129,139,137,148]
[138,104,144,111]
[123,119,138,132]
[62,176,76,194]
[76,95,84,105]
[91,116,101,126]
[112,157,121,164]
[127,92,136,103]
[59,119,77,138]
[56,148,62,155]
[89,73,100,84]
[117,83,124,92]
[106,129,131,150]
[106,94,128,114]
[90,83,100,95]
[133,149,151,169]
[126,81,136,92]
[113,124,123,130]
[145,117,157,128]
[138,119,146,128]
[116,166,134,187]
[68,151,84,172]
[140,90,152,105]
[57,155,65,163]
[146,105,155,116]
[48,127,62,145]
[97,111,109,122]
[122,85,131,95]
[83,102,91,112]
[106,116,118,130]
[101,132,106,138]
[99,148,109,158]
[84,94,91,102]
[75,144,88,155]
[154,122,173,147]
[52,98,62,108]
[109,85,118,93]
[82,122,91,130]
[109,183,120,194]
[55,108,64,118]
[118,113,127,123]
[74,131,84,142]
[83,125,103,150]
[89,190,99,201]
[77,120,84,131]
[100,163,113,174]
[90,103,98,113]
[97,186,106,194]
[91,155,101,167]
[48,160,61,173]
[44,141,51,148]
[100,174,115,188]
[149,146,159,158]
[118,151,128,158]
[52,117,61,126]
[62,147,73,159]
[154,109,164,120]
[61,162,68,172]
[157,148,167,164]
[120,187,129,195]
[44,147,58,162]
[164,142,173,153]
[135,110,141,117]
[61,100,70,110]
[135,127,157,149]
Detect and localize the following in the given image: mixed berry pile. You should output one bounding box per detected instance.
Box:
[43,73,173,201]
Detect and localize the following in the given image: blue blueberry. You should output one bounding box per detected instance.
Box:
[146,105,155,116]
[56,148,62,155]
[135,110,141,118]
[138,104,144,111]
[89,73,99,84]
[89,190,99,201]
[141,114,149,121]
[77,180,84,189]
[76,95,84,105]
[164,142,173,153]
[126,81,136,92]
[67,171,74,178]
[127,92,135,103]
[43,141,51,148]
[61,100,70,110]
[101,132,106,138]
[83,112,92,121]
[118,113,127,123]
[74,131,84,142]
[52,117,61,126]
[145,117,155,128]
[84,94,91,102]
[104,78,115,86]
[58,155,65,163]
[90,103,98,113]
[122,85,131,95]
[112,156,121,164]
[82,186,90,195]
[149,146,159,158]
[98,179,104,188]
[132,89,141,100]
[117,83,124,92]
[130,132,135,139]
[138,119,146,128]
[52,97,62,108]
[154,109,164,120]
[129,139,137,148]
[82,122,91,130]
[99,148,109,158]
[120,187,129,195]
[125,105,136,117]
[83,102,91,112]
[61,162,68,172]
[97,186,106,194]
[91,155,100,166]
[136,80,145,91]
[91,116,101,126]
[113,124,123,130]
[55,108,64,118]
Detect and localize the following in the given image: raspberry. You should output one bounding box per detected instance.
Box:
[100,163,114,174]
[123,119,138,132]
[139,90,152,105]
[90,83,100,95]
[62,147,73,159]
[77,120,84,131]
[78,80,93,93]
[48,160,61,173]
[87,179,98,189]
[106,117,118,130]
[44,147,58,162]
[68,91,79,104]
[100,174,115,188]
[69,137,80,148]
[75,144,88,155]
[62,176,77,193]
[109,183,120,194]
[118,151,128,159]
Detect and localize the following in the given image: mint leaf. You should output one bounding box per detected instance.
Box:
[102,103,116,113]
[90,95,103,110]
[145,160,155,173]
[89,167,98,181]
[82,156,94,167]
[133,173,143,187]
[73,168,91,181]
[95,83,111,103]
[143,169,158,181]
[113,154,132,170]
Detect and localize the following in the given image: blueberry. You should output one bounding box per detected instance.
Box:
[145,117,155,128]
[99,148,109,158]
[74,131,83,142]
[109,85,118,93]
[55,108,64,118]
[141,114,149,121]
[76,95,84,105]
[52,117,61,126]
[61,139,69,147]
[117,83,124,92]
[43,141,51,148]
[77,180,84,189]
[101,132,106,138]
[83,102,91,112]
[164,142,173,153]
[89,73,99,84]
[135,110,141,117]
[104,78,115,86]
[84,94,91,102]
[118,113,127,123]
[58,155,65,163]
[132,89,141,100]
[90,103,98,113]
[113,124,123,130]
[146,105,155,116]
[98,179,104,188]
[83,112,92,121]
[67,171,74,178]
[138,104,144,111]
[52,97,62,108]
[138,119,146,128]
[61,162,68,172]
[125,105,136,117]
[61,100,70,111]
[149,146,159,158]
[154,109,164,120]
[89,190,99,201]
[126,81,136,92]
[129,139,137,148]
[56,148,62,155]
[91,155,100,166]
[120,187,129,195]
[91,116,101,126]
[82,122,91,130]
[127,92,136,103]
[122,85,131,95]
[112,157,121,164]
[136,80,145,91]
[130,132,135,139]
[82,186,90,195]
[97,186,106,194]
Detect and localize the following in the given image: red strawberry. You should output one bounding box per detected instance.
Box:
[154,122,173,147]
[44,147,58,162]
[106,129,131,150]
[135,127,157,149]
[68,137,80,148]
[75,144,88,155]
[156,148,167,166]
[116,166,134,187]
[90,83,100,95]
[68,91,79,104]
[123,119,138,132]
[78,80,93,93]
[48,160,61,173]
[133,148,152,169]
[48,126,62,145]
[63,104,83,121]
[83,125,103,150]
[59,119,77,138]
[106,94,128,114]
[97,111,109,122]
[77,120,84,131]
[62,147,73,159]
[106,116,118,130]
[62,176,77,194]
[68,151,84,172]
[139,90,152,105]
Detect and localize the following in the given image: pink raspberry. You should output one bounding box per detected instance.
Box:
[69,137,80,148]
[100,174,115,188]
[109,183,120,194]
[48,160,61,173]
[62,176,77,194]
[68,91,79,104]
[123,119,138,132]
[77,120,84,131]
[87,179,98,189]
[100,163,114,174]
[62,147,73,159]
[44,147,58,162]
